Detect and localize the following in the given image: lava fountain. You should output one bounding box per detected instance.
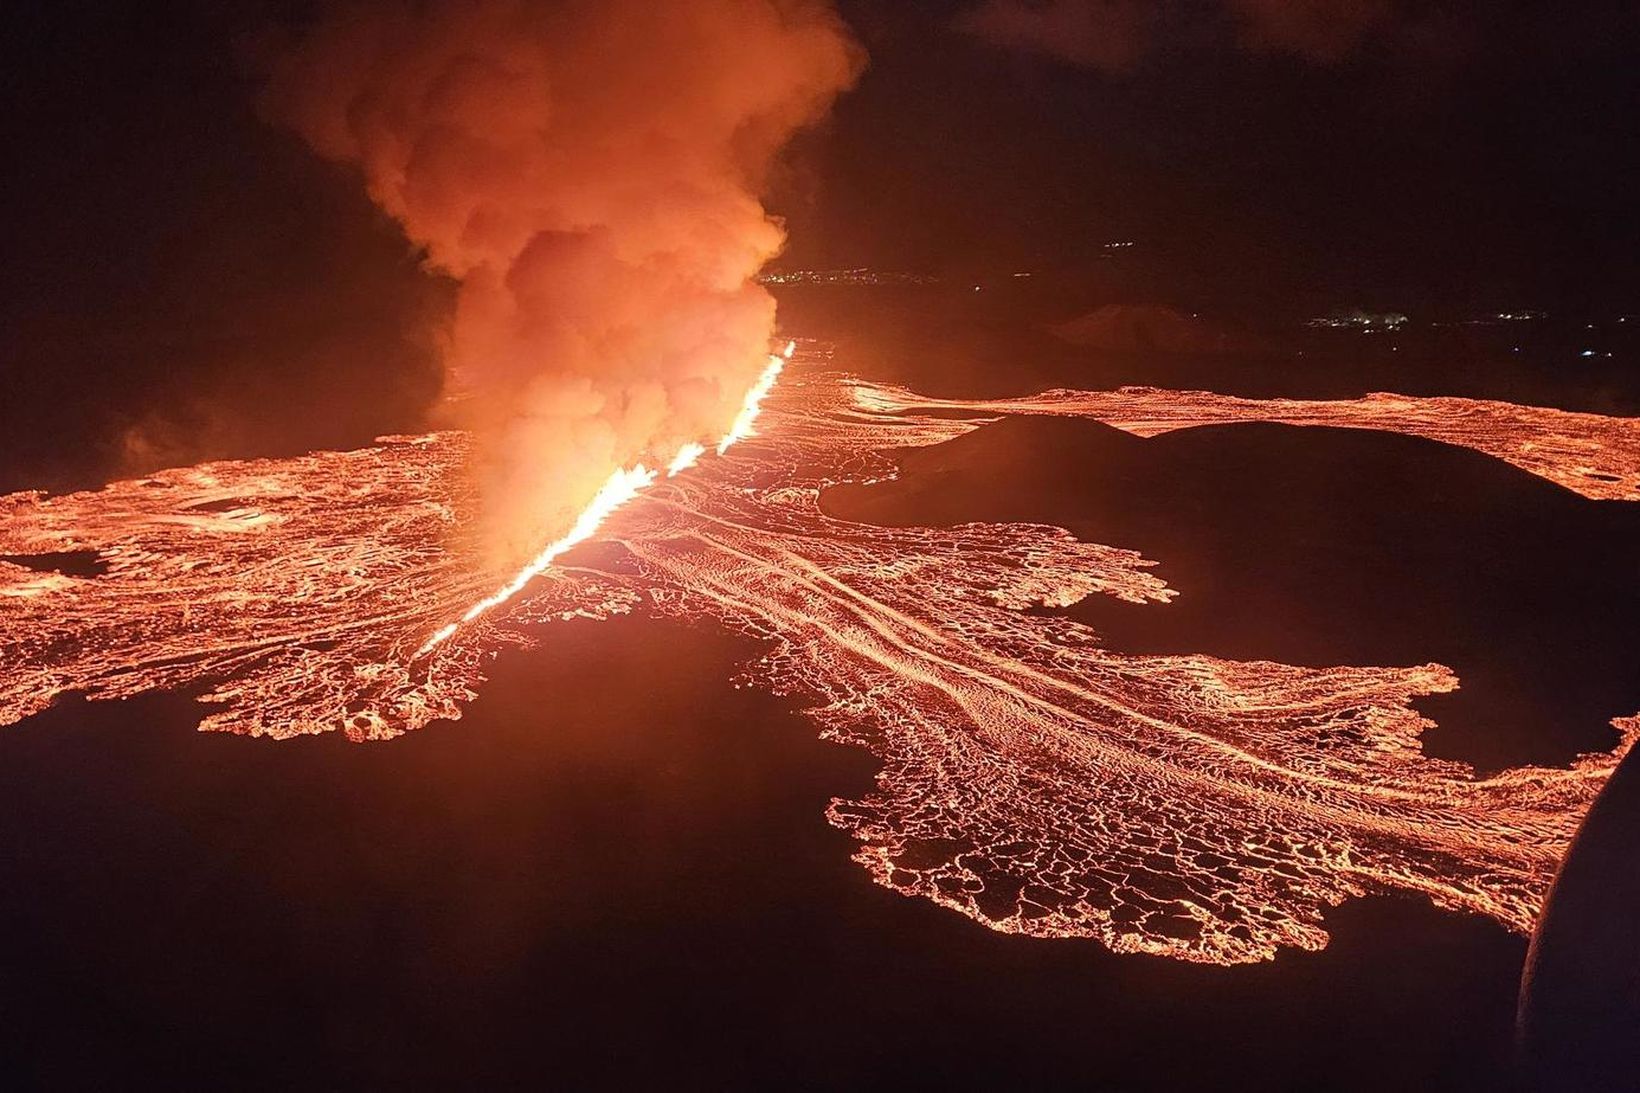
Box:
[2,345,1636,963]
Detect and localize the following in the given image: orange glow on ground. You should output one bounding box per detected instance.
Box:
[2,347,1635,962]
[853,383,1640,501]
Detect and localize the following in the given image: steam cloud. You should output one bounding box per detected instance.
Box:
[261,0,861,561]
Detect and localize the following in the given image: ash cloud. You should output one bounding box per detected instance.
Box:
[260,0,861,562]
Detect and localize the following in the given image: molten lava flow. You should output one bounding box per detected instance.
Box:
[2,347,1636,962]
[717,342,792,455]
[415,462,659,657]
[667,443,707,477]
[854,383,1640,501]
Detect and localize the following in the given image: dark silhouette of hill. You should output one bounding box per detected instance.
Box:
[825,414,1640,773]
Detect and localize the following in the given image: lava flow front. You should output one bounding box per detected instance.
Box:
[2,345,1636,964]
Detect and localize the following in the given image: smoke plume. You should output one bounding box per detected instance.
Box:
[260,0,861,562]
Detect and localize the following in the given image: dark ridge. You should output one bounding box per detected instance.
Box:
[0,550,109,578]
[822,414,1640,775]
[1519,742,1640,1092]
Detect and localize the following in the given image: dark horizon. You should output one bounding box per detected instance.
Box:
[794,1,1640,310]
[5,2,1637,493]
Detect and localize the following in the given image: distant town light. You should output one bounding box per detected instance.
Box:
[756,268,938,286]
[1307,309,1408,332]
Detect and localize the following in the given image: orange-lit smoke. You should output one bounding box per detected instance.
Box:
[260,0,861,562]
[416,340,791,655]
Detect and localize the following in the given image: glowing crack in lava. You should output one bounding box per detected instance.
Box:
[2,346,1637,963]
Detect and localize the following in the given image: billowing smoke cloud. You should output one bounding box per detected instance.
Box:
[260,0,861,562]
[955,0,1398,70]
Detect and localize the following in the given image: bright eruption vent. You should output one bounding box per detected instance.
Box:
[417,343,792,656]
[3,347,1637,963]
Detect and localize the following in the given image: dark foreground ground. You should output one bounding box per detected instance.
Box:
[0,621,1532,1090]
[2,281,1636,1089]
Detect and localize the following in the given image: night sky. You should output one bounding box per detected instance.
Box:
[792,1,1640,306]
[4,1,1637,491]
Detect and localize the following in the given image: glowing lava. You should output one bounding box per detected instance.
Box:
[718,342,791,455]
[2,346,1635,962]
[415,462,659,657]
[854,383,1640,501]
[417,340,795,656]
[667,443,707,477]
